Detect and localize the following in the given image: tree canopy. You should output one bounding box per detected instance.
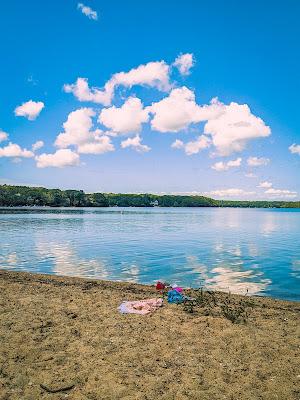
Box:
[0,185,299,208]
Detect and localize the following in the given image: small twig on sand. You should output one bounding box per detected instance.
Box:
[40,383,75,393]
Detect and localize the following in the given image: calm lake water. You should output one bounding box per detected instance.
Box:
[0,207,299,301]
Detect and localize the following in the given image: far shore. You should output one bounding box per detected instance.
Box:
[0,269,299,399]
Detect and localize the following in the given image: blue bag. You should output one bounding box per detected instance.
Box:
[167,289,184,304]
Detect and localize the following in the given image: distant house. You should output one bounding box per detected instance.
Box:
[150,200,159,207]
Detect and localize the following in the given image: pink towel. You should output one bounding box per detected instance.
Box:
[118,298,163,315]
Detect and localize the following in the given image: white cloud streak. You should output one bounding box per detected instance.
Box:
[258,181,272,188]
[77,3,98,20]
[204,188,256,198]
[289,143,300,155]
[211,157,242,171]
[247,156,270,167]
[32,140,44,151]
[264,188,297,199]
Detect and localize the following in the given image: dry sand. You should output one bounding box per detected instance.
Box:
[0,270,299,400]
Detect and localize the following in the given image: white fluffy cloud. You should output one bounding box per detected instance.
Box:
[35,149,80,168]
[77,136,114,154]
[204,188,256,198]
[55,108,98,148]
[32,140,44,151]
[99,97,149,134]
[173,53,195,75]
[204,101,271,156]
[55,108,114,155]
[148,88,222,133]
[14,100,44,120]
[121,135,150,153]
[258,181,272,188]
[289,143,300,155]
[265,188,297,199]
[0,143,34,158]
[247,156,270,167]
[171,135,211,155]
[64,60,171,106]
[211,157,242,171]
[171,139,184,149]
[148,93,270,158]
[77,3,98,20]
[0,130,8,143]
[64,78,114,106]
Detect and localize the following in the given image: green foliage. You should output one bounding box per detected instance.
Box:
[0,184,299,208]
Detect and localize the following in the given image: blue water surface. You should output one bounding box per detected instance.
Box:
[0,207,299,301]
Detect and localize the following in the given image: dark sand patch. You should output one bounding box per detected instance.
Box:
[0,270,299,399]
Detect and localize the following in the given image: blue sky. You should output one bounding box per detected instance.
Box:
[0,0,299,199]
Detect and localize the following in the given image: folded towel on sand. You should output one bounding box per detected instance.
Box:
[118,298,163,315]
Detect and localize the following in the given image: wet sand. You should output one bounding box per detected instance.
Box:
[0,270,299,400]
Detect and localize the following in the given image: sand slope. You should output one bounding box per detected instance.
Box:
[0,270,299,400]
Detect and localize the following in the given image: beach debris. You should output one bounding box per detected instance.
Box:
[40,383,75,393]
[156,281,166,291]
[171,284,183,293]
[167,289,185,304]
[118,298,163,315]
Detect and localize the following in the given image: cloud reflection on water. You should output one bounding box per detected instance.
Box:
[185,254,271,295]
[35,242,109,279]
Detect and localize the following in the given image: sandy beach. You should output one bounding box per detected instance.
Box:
[0,270,299,400]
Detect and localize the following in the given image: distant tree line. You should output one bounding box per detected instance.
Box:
[0,185,299,208]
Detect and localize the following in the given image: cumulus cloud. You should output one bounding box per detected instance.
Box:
[55,108,114,155]
[204,101,271,156]
[99,97,149,135]
[77,3,98,20]
[55,108,97,148]
[32,140,44,151]
[64,60,171,106]
[64,78,114,106]
[289,143,300,155]
[14,100,44,120]
[171,135,211,155]
[148,93,270,157]
[258,181,272,188]
[35,149,80,168]
[183,136,211,155]
[211,157,242,171]
[171,139,184,149]
[0,130,8,143]
[77,135,114,154]
[247,156,270,167]
[264,188,297,199]
[204,188,256,198]
[0,143,34,158]
[173,53,195,75]
[121,135,150,153]
[148,88,222,133]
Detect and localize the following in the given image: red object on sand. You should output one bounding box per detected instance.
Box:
[156,281,165,290]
